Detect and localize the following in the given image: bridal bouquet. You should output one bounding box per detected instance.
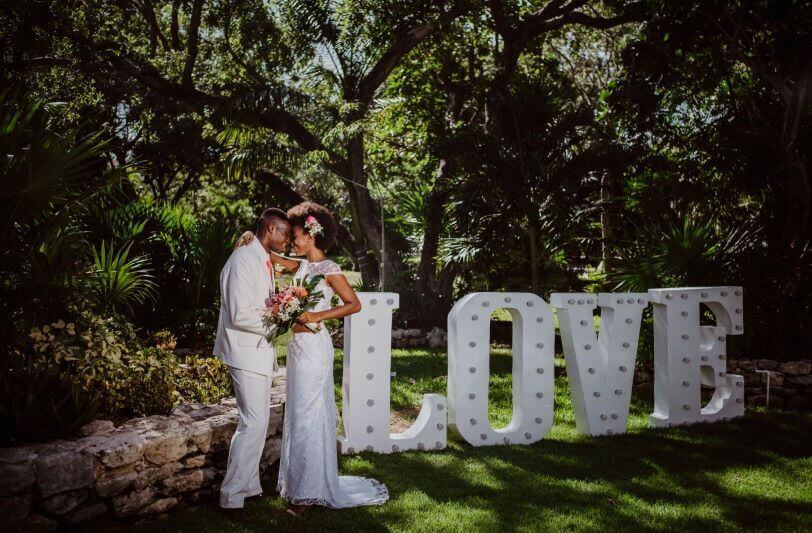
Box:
[261,275,325,342]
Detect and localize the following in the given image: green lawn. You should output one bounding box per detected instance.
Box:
[138,348,812,532]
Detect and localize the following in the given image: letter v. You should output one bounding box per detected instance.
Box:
[550,293,649,436]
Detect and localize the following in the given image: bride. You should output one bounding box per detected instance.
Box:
[237,201,388,516]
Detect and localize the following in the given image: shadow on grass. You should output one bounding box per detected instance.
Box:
[128,348,811,532]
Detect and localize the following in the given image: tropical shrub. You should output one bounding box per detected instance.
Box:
[175,356,233,405]
[0,353,100,444]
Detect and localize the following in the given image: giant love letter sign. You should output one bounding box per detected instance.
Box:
[648,287,745,426]
[550,292,649,436]
[338,292,447,454]
[338,286,745,454]
[447,293,555,446]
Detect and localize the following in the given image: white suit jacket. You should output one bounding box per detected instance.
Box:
[213,238,277,376]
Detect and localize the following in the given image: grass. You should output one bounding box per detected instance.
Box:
[135,347,812,532]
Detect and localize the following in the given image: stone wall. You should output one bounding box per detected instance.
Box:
[633,359,811,410]
[0,376,286,530]
[332,327,448,349]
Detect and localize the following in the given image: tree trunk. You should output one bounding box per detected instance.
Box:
[343,133,407,291]
[528,215,541,294]
[416,158,454,324]
[600,171,615,273]
[782,147,811,248]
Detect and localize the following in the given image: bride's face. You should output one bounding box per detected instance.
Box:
[292,225,315,255]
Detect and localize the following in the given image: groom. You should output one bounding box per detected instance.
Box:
[214,207,291,510]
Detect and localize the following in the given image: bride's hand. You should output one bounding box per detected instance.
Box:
[297,311,321,325]
[234,231,254,249]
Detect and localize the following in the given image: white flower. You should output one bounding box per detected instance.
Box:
[305,215,324,237]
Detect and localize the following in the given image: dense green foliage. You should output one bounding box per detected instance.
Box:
[0,1,810,440]
[136,347,812,531]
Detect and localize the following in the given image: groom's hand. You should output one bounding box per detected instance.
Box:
[234,231,254,249]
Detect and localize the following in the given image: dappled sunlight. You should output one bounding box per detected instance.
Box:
[138,348,812,532]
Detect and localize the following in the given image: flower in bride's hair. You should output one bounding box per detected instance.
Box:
[304,215,324,237]
[273,262,285,273]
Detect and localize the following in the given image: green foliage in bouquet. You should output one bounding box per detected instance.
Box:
[263,274,325,342]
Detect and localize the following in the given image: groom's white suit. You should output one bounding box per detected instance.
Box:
[214,237,277,509]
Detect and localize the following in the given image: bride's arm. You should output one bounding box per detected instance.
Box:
[297,273,361,324]
[233,231,299,271]
[269,250,301,272]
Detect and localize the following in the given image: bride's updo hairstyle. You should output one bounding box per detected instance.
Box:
[287,201,339,252]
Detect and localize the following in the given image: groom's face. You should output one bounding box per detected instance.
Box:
[267,223,291,254]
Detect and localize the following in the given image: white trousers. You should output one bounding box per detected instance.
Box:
[219,367,272,509]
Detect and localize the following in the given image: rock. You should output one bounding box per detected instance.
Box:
[406,328,422,338]
[427,327,447,348]
[761,372,784,387]
[172,404,230,421]
[81,430,148,468]
[35,448,94,498]
[41,489,88,515]
[757,359,780,370]
[162,467,215,494]
[0,447,38,465]
[128,416,180,433]
[80,420,115,437]
[770,386,795,398]
[112,487,157,517]
[744,386,762,397]
[779,361,811,375]
[635,371,652,383]
[408,338,421,347]
[787,375,812,386]
[207,414,239,452]
[267,405,284,436]
[183,455,206,468]
[391,330,403,340]
[0,494,31,528]
[140,497,178,515]
[23,513,58,532]
[135,462,183,490]
[96,470,137,497]
[65,503,108,524]
[787,396,809,410]
[634,382,654,395]
[144,430,189,465]
[260,438,281,468]
[746,394,766,406]
[735,360,757,371]
[769,396,785,408]
[187,422,213,454]
[0,460,35,496]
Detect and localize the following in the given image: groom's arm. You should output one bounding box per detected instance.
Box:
[225,256,270,337]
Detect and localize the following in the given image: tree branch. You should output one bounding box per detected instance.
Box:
[133,0,170,55]
[356,0,472,106]
[170,0,181,49]
[182,0,204,89]
[491,1,644,86]
[75,33,351,177]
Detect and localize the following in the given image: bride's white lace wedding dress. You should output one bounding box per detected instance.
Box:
[277,259,389,508]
